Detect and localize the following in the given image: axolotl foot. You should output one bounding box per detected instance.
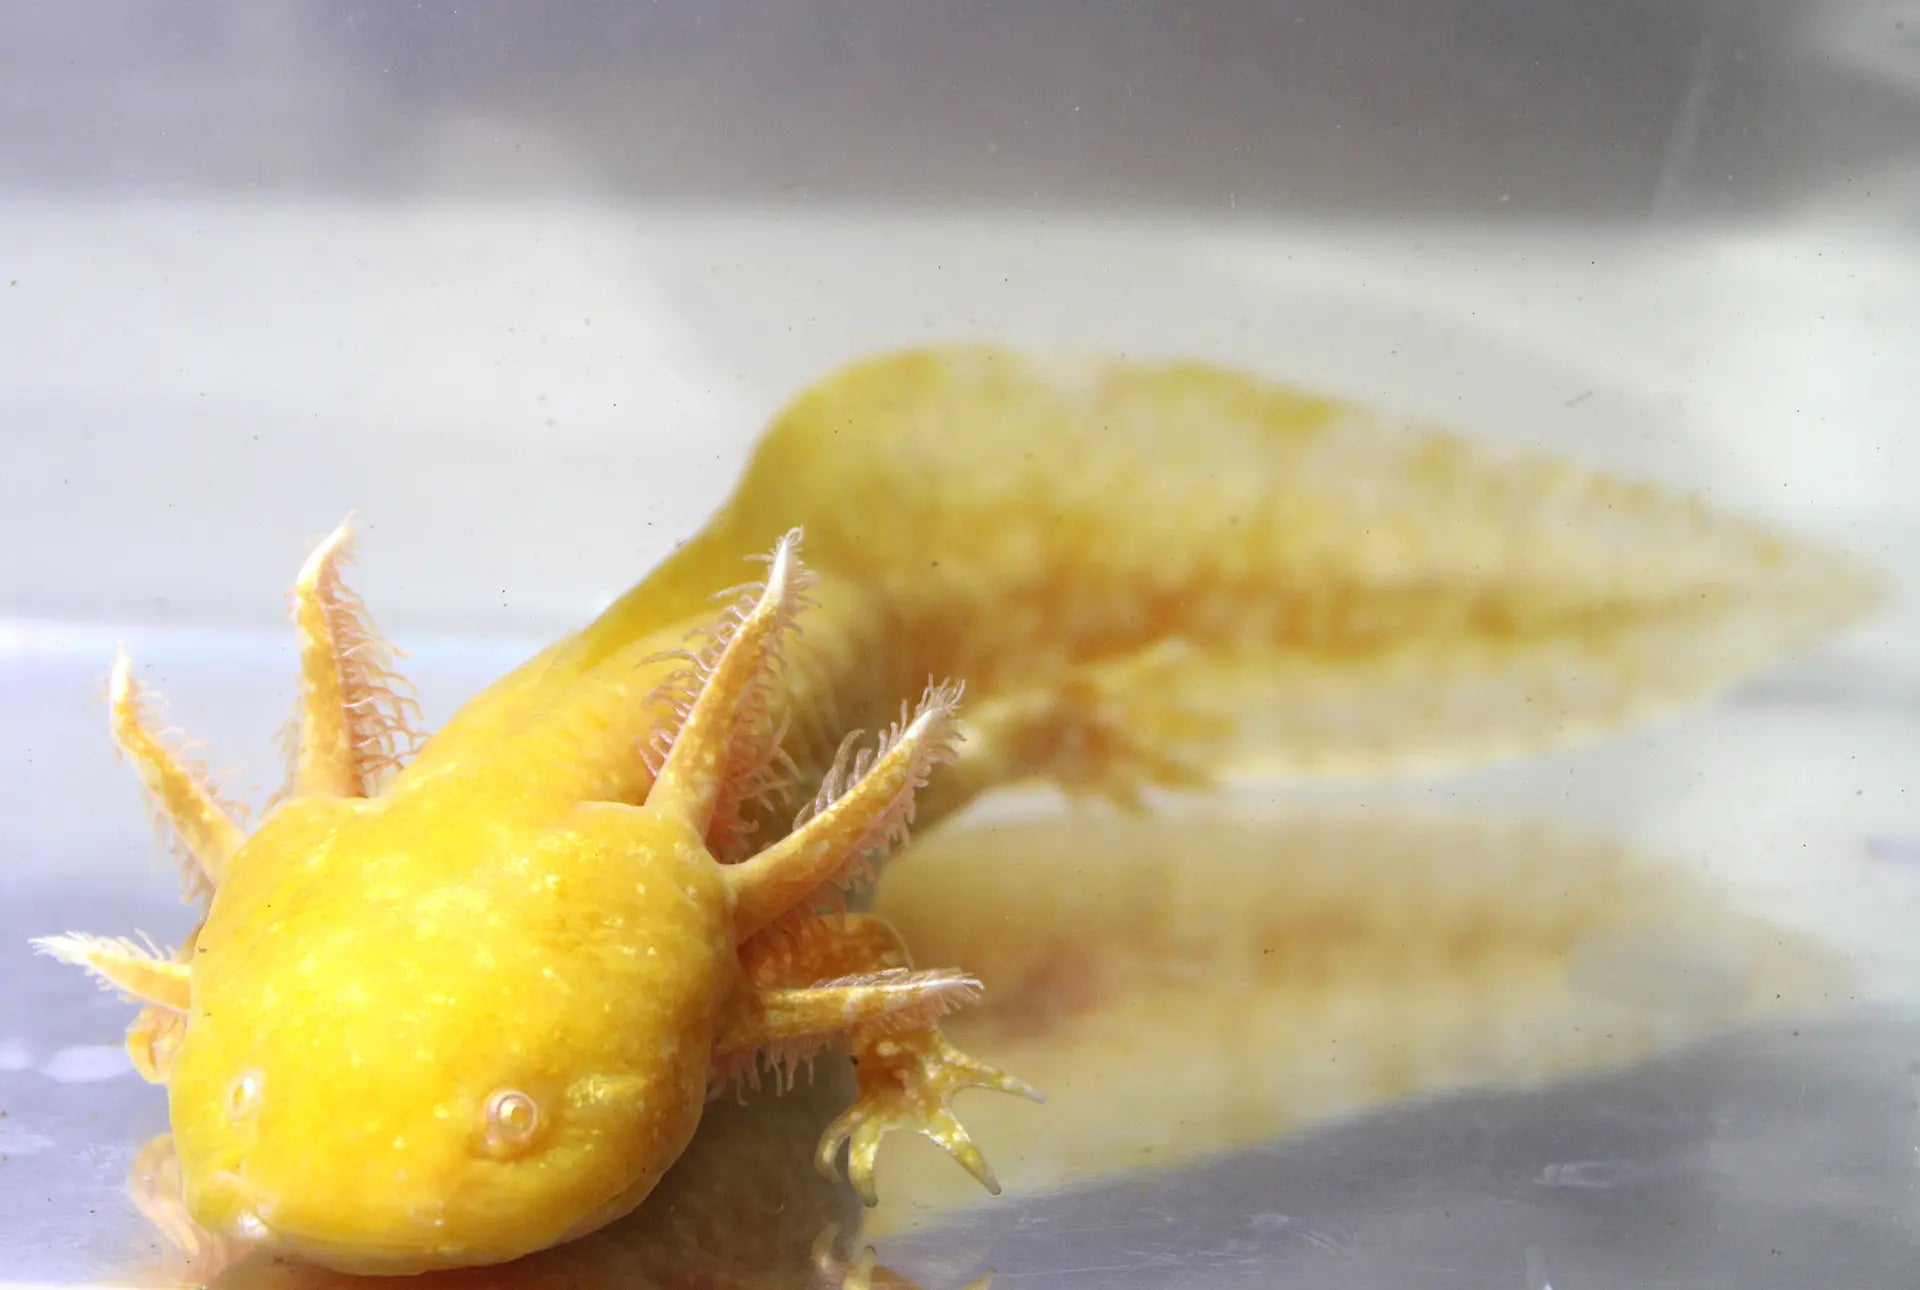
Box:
[818,1030,1041,1206]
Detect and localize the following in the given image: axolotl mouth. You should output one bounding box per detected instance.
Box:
[201,1167,664,1275]
[224,1216,467,1276]
[195,1168,487,1275]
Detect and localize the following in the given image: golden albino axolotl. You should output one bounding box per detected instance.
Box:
[33,346,1880,1273]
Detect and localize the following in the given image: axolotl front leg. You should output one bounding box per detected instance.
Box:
[610,531,1040,1203]
[724,912,1039,1203]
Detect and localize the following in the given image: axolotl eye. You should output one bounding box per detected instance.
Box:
[481,1088,542,1159]
[226,1069,263,1119]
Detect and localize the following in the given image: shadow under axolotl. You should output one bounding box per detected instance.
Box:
[880,1006,1920,1290]
[123,803,1846,1289]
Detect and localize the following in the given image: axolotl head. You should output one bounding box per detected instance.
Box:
[165,791,737,1273]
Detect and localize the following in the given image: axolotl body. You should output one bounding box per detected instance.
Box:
[36,347,1880,1272]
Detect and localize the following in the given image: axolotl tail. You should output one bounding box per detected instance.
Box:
[609,345,1884,788]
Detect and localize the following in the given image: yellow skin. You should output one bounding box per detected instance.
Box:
[34,346,1878,1274]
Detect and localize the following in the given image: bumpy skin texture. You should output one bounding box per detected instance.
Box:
[36,346,1878,1274]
